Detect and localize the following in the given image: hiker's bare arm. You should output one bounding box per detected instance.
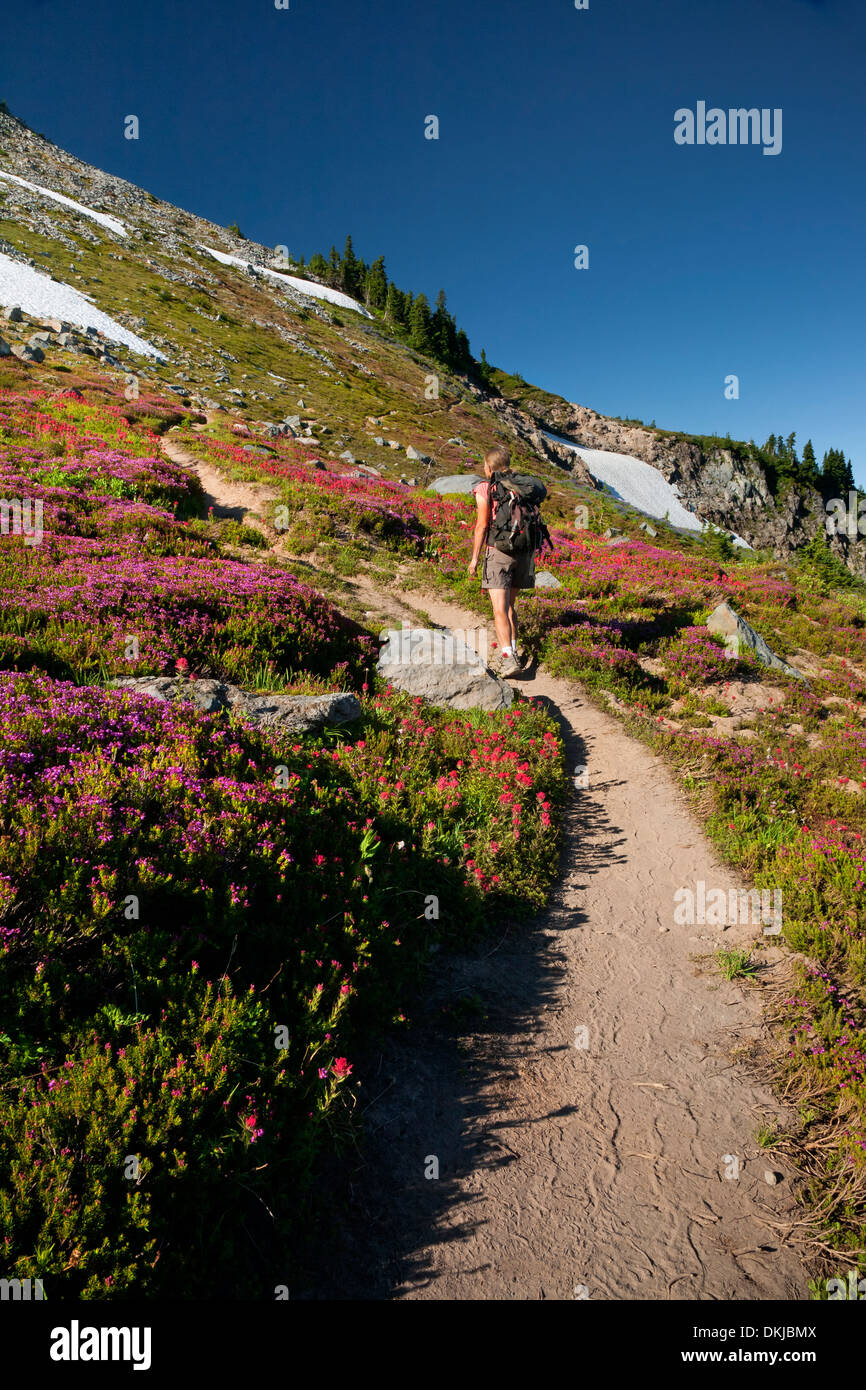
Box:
[468,490,489,574]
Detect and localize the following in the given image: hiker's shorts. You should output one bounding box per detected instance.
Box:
[482,545,535,591]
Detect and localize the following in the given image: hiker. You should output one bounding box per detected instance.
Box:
[467,445,550,677]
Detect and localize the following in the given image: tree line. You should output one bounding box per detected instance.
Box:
[760,432,855,501]
[295,235,488,380]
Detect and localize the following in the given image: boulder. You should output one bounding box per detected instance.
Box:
[430,474,482,494]
[534,571,562,589]
[41,318,70,333]
[387,439,401,449]
[3,306,23,322]
[377,628,513,710]
[372,435,385,446]
[447,436,465,446]
[0,337,10,358]
[339,450,355,463]
[405,445,431,462]
[109,677,363,730]
[603,527,623,539]
[639,522,658,537]
[706,602,808,682]
[11,343,43,363]
[284,415,302,430]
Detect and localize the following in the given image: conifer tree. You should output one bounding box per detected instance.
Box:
[385,281,406,325]
[365,255,388,311]
[339,235,364,299]
[408,292,433,352]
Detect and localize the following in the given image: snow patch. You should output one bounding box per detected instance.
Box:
[199,245,372,317]
[0,253,164,358]
[0,170,127,238]
[546,431,751,548]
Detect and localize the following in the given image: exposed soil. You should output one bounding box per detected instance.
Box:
[164,440,809,1301]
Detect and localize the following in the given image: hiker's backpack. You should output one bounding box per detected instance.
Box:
[487,471,552,556]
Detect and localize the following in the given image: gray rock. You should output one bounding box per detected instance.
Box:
[11,342,43,363]
[41,318,70,333]
[387,439,401,449]
[0,336,10,358]
[430,474,482,494]
[109,676,362,730]
[447,436,465,446]
[606,536,630,546]
[372,435,385,446]
[603,527,623,539]
[405,445,431,462]
[284,415,302,430]
[534,571,562,589]
[296,398,306,408]
[706,602,807,682]
[57,332,76,347]
[377,628,512,711]
[3,306,23,322]
[29,331,52,345]
[339,450,355,463]
[639,522,658,537]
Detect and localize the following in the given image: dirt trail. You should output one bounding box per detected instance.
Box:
[163,441,808,1300]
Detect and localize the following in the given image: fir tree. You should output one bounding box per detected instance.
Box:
[801,439,819,487]
[408,292,433,352]
[385,281,406,325]
[307,251,328,279]
[339,235,364,299]
[365,255,388,311]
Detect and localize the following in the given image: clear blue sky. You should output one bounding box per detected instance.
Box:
[2,0,864,480]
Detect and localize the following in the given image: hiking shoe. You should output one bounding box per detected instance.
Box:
[500,654,522,678]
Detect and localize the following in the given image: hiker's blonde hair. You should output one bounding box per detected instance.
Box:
[484,444,511,471]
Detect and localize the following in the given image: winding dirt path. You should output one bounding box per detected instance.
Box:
[162,439,808,1300]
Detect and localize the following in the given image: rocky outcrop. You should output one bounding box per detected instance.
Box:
[484,395,597,486]
[377,628,513,710]
[110,676,362,729]
[518,396,865,580]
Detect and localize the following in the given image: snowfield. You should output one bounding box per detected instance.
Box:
[546,431,751,548]
[199,245,372,317]
[0,253,164,358]
[0,170,127,238]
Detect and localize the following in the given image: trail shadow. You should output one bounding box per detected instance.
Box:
[293,678,628,1300]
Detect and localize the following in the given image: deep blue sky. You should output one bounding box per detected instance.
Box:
[2,0,864,481]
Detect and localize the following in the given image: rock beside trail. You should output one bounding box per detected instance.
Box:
[430,474,482,494]
[706,602,808,682]
[377,628,513,710]
[534,571,561,589]
[110,677,362,729]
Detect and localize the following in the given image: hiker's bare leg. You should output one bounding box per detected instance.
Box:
[506,590,518,651]
[488,586,513,653]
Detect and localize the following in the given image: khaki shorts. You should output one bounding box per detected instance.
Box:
[481,545,536,591]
